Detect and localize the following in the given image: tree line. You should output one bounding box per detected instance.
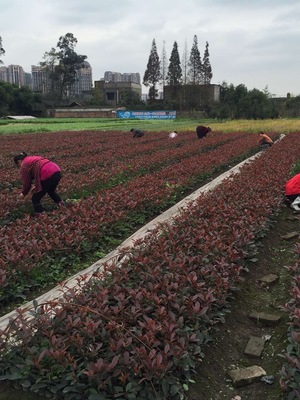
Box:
[143,35,212,102]
[0,34,299,119]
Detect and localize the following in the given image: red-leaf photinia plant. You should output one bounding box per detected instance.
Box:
[0,131,299,399]
[0,130,263,304]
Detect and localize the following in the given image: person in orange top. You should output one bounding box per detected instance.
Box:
[285,173,300,211]
[258,131,273,147]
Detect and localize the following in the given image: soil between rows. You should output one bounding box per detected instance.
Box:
[187,205,299,400]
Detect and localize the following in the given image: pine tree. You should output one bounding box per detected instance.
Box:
[166,41,182,87]
[188,35,202,84]
[202,41,212,84]
[143,39,161,101]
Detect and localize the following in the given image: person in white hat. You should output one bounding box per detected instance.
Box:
[169,131,178,139]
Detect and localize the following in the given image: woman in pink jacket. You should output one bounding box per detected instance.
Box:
[14,151,65,214]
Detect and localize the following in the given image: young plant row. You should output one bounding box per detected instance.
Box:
[0,133,299,399]
[0,132,263,305]
[0,130,254,219]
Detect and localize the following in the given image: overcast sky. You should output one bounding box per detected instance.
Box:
[1,0,299,96]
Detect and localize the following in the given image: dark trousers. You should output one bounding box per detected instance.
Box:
[286,193,300,203]
[32,171,62,213]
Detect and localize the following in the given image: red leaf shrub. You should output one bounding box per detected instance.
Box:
[0,132,299,399]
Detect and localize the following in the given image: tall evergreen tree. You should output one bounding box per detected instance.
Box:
[166,41,182,87]
[143,39,161,101]
[0,36,5,64]
[188,35,202,84]
[202,41,212,84]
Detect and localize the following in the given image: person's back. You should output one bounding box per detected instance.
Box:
[258,132,273,146]
[285,173,300,197]
[196,125,211,139]
[285,173,300,210]
[130,128,144,138]
[169,131,178,139]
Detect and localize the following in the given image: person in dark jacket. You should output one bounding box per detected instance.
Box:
[14,151,66,214]
[196,125,211,139]
[130,128,144,138]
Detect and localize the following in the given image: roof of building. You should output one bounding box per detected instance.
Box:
[3,115,37,120]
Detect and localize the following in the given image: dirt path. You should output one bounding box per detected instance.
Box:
[187,205,299,400]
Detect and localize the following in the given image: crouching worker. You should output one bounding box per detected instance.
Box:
[196,125,211,139]
[130,128,144,138]
[14,151,66,214]
[258,131,273,148]
[285,172,300,211]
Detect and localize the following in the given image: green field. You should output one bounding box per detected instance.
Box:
[1,116,300,135]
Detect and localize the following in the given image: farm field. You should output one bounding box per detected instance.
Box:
[0,119,299,399]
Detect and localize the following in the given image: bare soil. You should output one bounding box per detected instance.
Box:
[0,206,299,400]
[187,205,299,400]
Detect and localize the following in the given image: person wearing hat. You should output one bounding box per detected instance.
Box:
[14,151,66,214]
[285,173,300,211]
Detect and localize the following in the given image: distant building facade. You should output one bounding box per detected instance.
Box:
[31,61,93,96]
[0,64,25,87]
[94,80,142,106]
[104,71,140,84]
[72,61,93,95]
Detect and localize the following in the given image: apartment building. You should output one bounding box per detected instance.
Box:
[31,61,93,96]
[0,64,25,87]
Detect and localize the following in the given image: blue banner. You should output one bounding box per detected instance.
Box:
[116,110,176,119]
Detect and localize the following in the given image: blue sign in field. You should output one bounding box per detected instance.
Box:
[116,110,176,119]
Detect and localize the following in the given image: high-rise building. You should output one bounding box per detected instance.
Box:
[31,65,50,93]
[0,66,8,82]
[7,65,24,87]
[31,61,93,96]
[0,65,25,87]
[72,61,93,95]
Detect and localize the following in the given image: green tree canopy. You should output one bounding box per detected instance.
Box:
[202,41,212,84]
[40,33,87,105]
[143,39,161,102]
[208,82,278,119]
[188,35,202,84]
[0,81,43,117]
[166,41,182,87]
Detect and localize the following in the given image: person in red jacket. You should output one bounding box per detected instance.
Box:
[285,173,300,211]
[196,125,211,139]
[14,151,65,214]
